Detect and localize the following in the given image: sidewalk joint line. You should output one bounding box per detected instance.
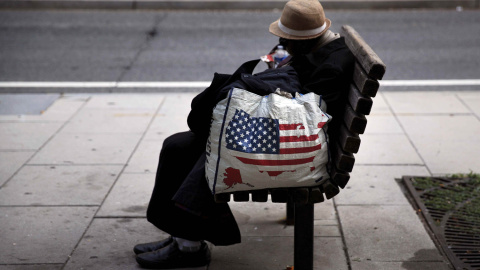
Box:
[455,93,480,122]
[332,197,353,270]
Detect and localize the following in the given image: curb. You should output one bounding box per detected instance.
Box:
[1,0,479,10]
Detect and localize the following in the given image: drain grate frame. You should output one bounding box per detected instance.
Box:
[403,175,480,270]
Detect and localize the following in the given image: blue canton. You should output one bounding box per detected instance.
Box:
[225,109,280,154]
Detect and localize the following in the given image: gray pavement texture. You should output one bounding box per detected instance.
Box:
[2,90,480,269]
[1,0,480,10]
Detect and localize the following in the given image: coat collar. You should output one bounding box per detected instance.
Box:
[293,37,348,67]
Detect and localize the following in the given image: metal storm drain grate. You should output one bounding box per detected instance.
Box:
[403,175,480,270]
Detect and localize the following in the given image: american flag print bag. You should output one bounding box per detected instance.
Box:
[205,88,332,194]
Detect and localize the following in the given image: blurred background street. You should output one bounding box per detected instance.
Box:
[1,7,480,92]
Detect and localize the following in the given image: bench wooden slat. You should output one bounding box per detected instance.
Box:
[348,82,373,115]
[338,123,361,154]
[331,166,350,189]
[321,179,340,199]
[271,189,289,203]
[308,187,324,204]
[332,142,355,172]
[251,190,269,202]
[214,193,231,203]
[233,191,249,202]
[341,25,386,80]
[344,104,367,134]
[352,62,379,98]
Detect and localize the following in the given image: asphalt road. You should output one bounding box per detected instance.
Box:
[0,9,479,91]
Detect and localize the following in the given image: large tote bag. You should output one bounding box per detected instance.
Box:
[205,88,332,194]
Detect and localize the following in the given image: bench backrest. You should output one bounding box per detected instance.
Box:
[214,25,386,204]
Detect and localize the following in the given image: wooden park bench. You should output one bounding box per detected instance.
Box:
[214,25,386,270]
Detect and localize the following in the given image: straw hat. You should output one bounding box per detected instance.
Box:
[269,0,331,40]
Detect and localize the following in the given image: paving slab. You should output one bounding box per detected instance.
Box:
[398,114,480,174]
[0,96,86,122]
[370,93,391,116]
[0,122,62,150]
[209,236,347,270]
[29,132,143,165]
[362,94,404,134]
[83,94,164,110]
[143,94,193,141]
[0,151,33,186]
[230,202,293,237]
[0,165,122,206]
[0,206,97,264]
[383,91,470,115]
[61,108,154,134]
[124,139,162,173]
[63,218,170,270]
[97,173,155,217]
[312,237,348,270]
[354,134,424,165]
[0,94,59,115]
[229,200,339,237]
[0,265,63,270]
[363,114,404,134]
[337,205,444,262]
[335,165,430,205]
[351,261,451,270]
[208,236,293,270]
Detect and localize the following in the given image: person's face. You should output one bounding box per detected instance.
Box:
[279,37,319,56]
[279,38,295,55]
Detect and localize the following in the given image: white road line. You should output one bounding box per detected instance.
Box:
[380,79,480,86]
[1,80,480,88]
[0,81,211,88]
[0,82,118,88]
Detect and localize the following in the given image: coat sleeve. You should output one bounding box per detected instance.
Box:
[187,72,230,140]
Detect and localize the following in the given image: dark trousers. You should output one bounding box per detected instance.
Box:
[146,131,241,246]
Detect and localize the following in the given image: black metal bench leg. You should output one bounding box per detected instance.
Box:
[294,203,314,270]
[286,198,295,225]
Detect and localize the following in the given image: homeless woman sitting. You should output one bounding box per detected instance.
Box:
[134,0,354,268]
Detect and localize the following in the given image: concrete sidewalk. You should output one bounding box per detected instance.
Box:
[1,90,479,269]
[1,0,479,10]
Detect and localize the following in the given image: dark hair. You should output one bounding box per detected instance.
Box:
[279,36,322,56]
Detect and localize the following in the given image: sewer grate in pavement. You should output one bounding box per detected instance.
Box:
[403,175,480,270]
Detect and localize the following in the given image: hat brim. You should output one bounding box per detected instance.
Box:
[269,18,331,40]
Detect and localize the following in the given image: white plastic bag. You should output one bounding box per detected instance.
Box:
[205,88,331,194]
